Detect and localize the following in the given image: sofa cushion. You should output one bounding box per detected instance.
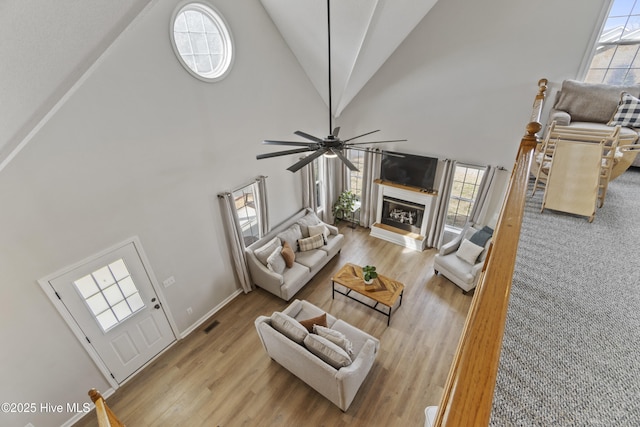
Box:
[609,92,640,127]
[555,80,640,123]
[296,211,322,237]
[254,237,281,266]
[304,333,352,369]
[281,241,295,268]
[298,233,326,252]
[266,246,286,275]
[271,311,308,344]
[294,248,327,269]
[298,313,327,332]
[277,224,303,253]
[320,233,344,259]
[314,325,354,357]
[456,239,484,264]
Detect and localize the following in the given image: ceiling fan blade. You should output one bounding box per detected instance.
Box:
[286,149,328,173]
[256,147,314,160]
[346,147,405,157]
[332,127,341,137]
[345,139,408,146]
[342,129,380,143]
[262,140,318,147]
[294,131,324,143]
[330,149,359,171]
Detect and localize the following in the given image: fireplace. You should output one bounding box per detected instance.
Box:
[381,197,424,234]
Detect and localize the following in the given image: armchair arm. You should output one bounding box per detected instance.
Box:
[548,109,571,126]
[335,338,377,411]
[440,234,463,256]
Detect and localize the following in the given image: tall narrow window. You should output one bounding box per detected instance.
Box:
[347,150,365,200]
[233,184,260,246]
[446,165,485,230]
[585,0,640,84]
[315,158,325,212]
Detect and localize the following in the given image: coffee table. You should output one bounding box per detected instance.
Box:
[331,263,404,326]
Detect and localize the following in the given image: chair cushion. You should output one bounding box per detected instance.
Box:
[608,92,640,127]
[555,80,640,123]
[456,239,485,264]
[294,248,327,269]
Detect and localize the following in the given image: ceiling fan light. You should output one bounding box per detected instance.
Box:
[324,151,338,158]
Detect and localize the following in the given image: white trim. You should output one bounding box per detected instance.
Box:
[180,288,243,338]
[577,0,615,80]
[38,236,179,391]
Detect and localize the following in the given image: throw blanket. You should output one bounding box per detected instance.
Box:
[469,226,494,247]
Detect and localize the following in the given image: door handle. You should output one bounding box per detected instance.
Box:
[151,297,157,302]
[154,304,160,309]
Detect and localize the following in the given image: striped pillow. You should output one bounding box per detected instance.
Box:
[298,233,325,252]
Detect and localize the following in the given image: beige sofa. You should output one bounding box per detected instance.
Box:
[546,79,640,176]
[246,209,344,301]
[254,299,379,411]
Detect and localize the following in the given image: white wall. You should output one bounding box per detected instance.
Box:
[0,0,606,426]
[340,0,607,169]
[0,1,326,426]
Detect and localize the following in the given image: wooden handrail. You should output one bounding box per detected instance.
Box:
[432,79,547,426]
[88,389,125,427]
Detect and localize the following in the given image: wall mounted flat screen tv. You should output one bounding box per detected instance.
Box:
[380,151,438,192]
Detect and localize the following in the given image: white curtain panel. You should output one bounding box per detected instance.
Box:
[254,175,270,236]
[321,156,344,224]
[469,165,498,225]
[360,149,382,227]
[218,192,253,293]
[301,160,318,212]
[427,159,456,249]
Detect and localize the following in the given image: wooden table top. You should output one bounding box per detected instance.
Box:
[332,263,405,308]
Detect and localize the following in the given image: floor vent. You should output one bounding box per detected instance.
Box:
[204,320,219,334]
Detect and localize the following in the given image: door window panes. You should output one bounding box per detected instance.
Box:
[73,259,146,332]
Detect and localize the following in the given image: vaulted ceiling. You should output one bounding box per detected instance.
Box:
[260,0,439,120]
[0,0,438,171]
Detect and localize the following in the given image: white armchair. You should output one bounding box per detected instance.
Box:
[433,223,493,293]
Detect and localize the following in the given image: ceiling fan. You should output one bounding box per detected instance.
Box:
[256,0,406,173]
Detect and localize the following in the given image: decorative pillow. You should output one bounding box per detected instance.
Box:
[266,246,286,275]
[555,80,640,123]
[253,237,281,266]
[296,212,322,237]
[271,312,308,344]
[608,92,640,128]
[277,224,303,253]
[298,313,327,332]
[298,233,325,252]
[281,241,295,268]
[314,325,354,357]
[308,224,329,241]
[469,226,494,247]
[456,239,485,264]
[303,334,352,369]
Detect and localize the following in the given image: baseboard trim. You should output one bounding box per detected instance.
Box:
[180,288,244,339]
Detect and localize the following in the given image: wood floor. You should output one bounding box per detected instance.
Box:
[74,224,472,427]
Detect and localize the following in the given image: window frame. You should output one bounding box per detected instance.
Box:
[445,164,486,232]
[581,0,640,84]
[170,1,235,83]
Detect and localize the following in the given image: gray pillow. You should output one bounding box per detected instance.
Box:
[266,246,286,275]
[254,237,281,266]
[277,224,303,251]
[271,311,308,344]
[304,333,352,369]
[555,80,640,123]
[296,212,322,237]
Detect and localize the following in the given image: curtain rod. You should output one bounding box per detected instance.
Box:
[217,175,268,198]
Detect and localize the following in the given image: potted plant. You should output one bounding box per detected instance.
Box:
[362,265,378,285]
[332,190,357,224]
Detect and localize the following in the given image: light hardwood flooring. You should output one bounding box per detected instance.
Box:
[74,224,472,426]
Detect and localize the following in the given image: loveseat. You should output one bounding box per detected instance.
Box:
[254,299,379,411]
[246,209,344,301]
[546,79,640,177]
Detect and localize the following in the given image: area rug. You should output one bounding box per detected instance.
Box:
[490,168,640,426]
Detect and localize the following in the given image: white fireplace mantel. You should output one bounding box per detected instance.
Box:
[369,179,438,251]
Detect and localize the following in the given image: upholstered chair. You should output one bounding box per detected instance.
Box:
[433,223,493,293]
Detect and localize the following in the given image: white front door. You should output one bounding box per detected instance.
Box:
[48,241,175,383]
